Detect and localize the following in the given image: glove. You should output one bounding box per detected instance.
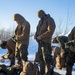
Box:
[37,36,41,40]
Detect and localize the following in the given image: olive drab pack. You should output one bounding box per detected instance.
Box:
[20,62,39,75]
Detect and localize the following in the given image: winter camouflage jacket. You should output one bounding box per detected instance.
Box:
[68,26,75,41]
[14,14,30,45]
[35,14,56,44]
[68,26,75,52]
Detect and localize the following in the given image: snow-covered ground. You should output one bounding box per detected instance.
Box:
[0,37,75,75]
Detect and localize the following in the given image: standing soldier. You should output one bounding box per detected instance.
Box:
[12,14,30,70]
[65,26,75,75]
[66,27,75,75]
[34,10,56,75]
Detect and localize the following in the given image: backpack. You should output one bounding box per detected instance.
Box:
[20,61,39,75]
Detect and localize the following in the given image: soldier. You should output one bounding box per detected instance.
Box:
[0,64,22,75]
[52,36,68,50]
[12,14,30,71]
[20,62,39,75]
[52,36,68,68]
[34,10,56,75]
[65,26,75,75]
[1,38,16,67]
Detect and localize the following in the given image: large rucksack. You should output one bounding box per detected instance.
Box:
[0,64,22,75]
[20,61,39,75]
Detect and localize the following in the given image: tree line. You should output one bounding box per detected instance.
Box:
[0,28,35,40]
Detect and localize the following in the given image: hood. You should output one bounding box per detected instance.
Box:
[14,13,25,23]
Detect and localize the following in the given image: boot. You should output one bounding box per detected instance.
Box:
[40,61,45,75]
[45,63,50,75]
[66,65,72,75]
[10,57,15,67]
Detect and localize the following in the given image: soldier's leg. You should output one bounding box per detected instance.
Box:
[16,48,22,65]
[66,62,73,75]
[38,42,45,75]
[21,44,28,62]
[9,49,15,66]
[17,56,22,65]
[34,52,40,62]
[42,43,53,75]
[66,54,74,75]
[10,55,15,66]
[45,56,53,75]
[15,43,22,66]
[40,60,45,75]
[20,44,28,72]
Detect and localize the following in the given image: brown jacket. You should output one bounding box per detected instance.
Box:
[68,26,75,52]
[68,27,75,41]
[35,14,56,43]
[14,20,30,45]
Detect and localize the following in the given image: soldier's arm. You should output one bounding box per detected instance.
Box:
[40,18,56,39]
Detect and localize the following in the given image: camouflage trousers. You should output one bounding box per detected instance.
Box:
[66,49,75,75]
[38,41,53,75]
[15,43,28,65]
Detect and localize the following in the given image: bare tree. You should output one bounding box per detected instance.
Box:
[0,27,14,40]
[30,32,35,37]
[64,7,72,34]
[54,6,73,36]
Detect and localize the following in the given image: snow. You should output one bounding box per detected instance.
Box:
[65,30,71,36]
[51,43,60,47]
[0,37,75,75]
